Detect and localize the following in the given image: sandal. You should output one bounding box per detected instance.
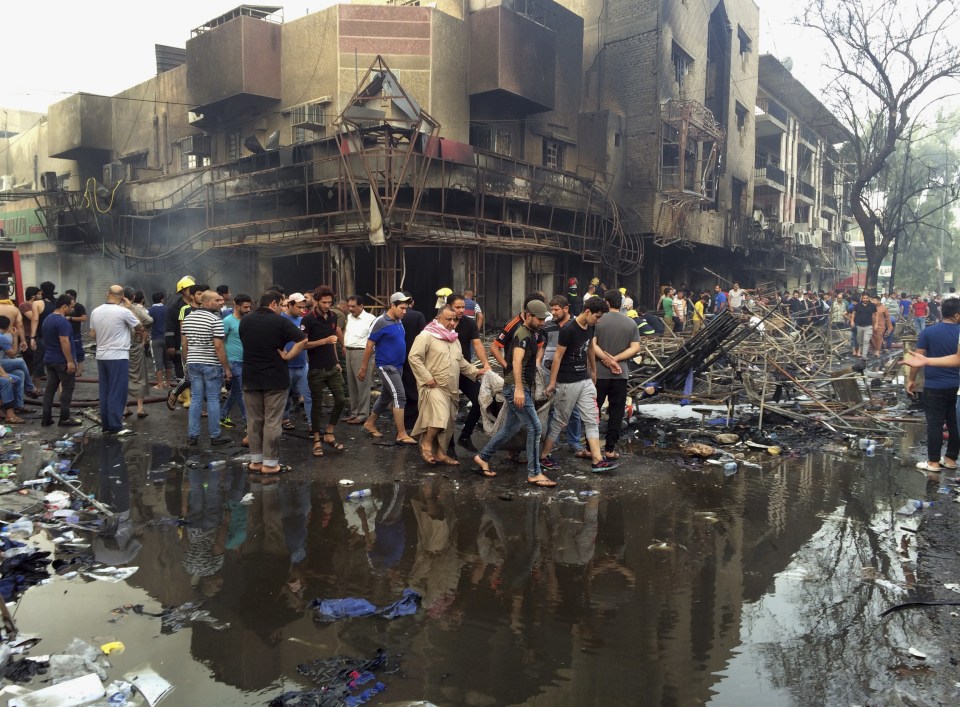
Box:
[916,461,942,472]
[323,433,345,452]
[472,455,496,478]
[137,412,149,419]
[420,447,437,465]
[574,450,593,459]
[434,455,460,466]
[6,416,25,425]
[256,464,292,475]
[362,425,384,439]
[282,420,296,431]
[312,440,324,458]
[247,462,263,472]
[396,437,418,446]
[526,475,557,488]
[604,451,621,459]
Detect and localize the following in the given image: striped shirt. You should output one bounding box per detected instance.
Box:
[181,309,225,365]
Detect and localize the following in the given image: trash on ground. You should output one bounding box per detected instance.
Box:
[7,672,104,707]
[124,666,174,707]
[310,588,421,621]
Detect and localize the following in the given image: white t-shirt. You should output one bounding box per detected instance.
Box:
[90,304,140,360]
[343,310,377,349]
[729,288,744,308]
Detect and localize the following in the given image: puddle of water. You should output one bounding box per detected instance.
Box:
[8,436,934,705]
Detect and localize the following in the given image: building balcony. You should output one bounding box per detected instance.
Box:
[754,164,786,192]
[821,193,838,213]
[798,124,819,148]
[755,97,788,137]
[796,179,816,203]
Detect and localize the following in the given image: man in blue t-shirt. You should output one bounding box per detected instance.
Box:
[41,294,81,427]
[714,285,728,314]
[220,293,251,428]
[281,293,312,430]
[906,297,960,473]
[359,292,416,444]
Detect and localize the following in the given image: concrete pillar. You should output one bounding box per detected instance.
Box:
[512,257,526,315]
[452,251,467,293]
[255,255,273,294]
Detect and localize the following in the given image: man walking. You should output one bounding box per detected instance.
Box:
[239,291,307,474]
[904,298,960,473]
[63,289,87,377]
[595,289,641,460]
[220,293,250,430]
[30,281,57,381]
[473,299,553,485]
[342,295,376,424]
[447,292,492,451]
[165,276,198,407]
[408,304,484,465]
[182,290,232,446]
[540,297,622,473]
[40,294,81,427]
[90,286,143,435]
[281,293,312,431]
[148,292,170,390]
[302,286,347,457]
[359,292,417,445]
[541,295,585,457]
[849,292,877,358]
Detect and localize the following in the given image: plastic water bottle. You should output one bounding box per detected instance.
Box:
[865,443,876,457]
[896,499,933,515]
[207,460,226,470]
[723,461,738,476]
[858,438,875,450]
[347,489,372,500]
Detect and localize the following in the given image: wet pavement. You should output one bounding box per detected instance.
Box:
[3,395,960,705]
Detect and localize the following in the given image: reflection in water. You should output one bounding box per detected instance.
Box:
[65,437,930,705]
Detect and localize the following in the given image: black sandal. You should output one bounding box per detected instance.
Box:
[323,433,345,452]
[312,439,324,457]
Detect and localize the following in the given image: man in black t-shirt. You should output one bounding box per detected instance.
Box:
[540,296,622,473]
[849,292,878,358]
[302,286,346,456]
[474,299,554,486]
[447,293,491,451]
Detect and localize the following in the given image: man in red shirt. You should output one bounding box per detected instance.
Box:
[913,296,930,333]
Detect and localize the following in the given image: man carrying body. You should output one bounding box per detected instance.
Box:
[90,286,142,435]
[489,292,548,370]
[540,297,622,473]
[445,292,492,452]
[342,295,377,424]
[595,289,641,460]
[473,299,554,485]
[239,291,307,474]
[220,293,251,430]
[359,292,417,445]
[408,305,484,465]
[40,294,81,427]
[182,290,232,446]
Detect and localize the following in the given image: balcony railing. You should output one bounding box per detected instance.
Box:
[755,97,788,125]
[799,125,818,146]
[797,179,816,199]
[822,193,838,211]
[754,164,786,186]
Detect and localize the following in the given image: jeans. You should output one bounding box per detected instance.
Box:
[915,316,927,333]
[188,363,224,440]
[0,377,16,408]
[924,386,959,463]
[308,367,346,431]
[1,359,34,395]
[596,377,628,452]
[42,363,74,423]
[285,366,312,422]
[220,361,245,422]
[479,384,542,477]
[98,359,129,432]
[72,335,85,363]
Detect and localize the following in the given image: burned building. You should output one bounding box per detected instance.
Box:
[0,1,850,317]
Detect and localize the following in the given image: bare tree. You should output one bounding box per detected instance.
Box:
[801,0,960,290]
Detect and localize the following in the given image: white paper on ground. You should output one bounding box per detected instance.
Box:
[123,666,173,707]
[83,566,138,583]
[8,672,105,706]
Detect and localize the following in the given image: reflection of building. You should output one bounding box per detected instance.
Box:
[751,55,856,292]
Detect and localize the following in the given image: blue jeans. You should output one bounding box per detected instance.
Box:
[220,361,245,422]
[284,366,311,421]
[0,377,16,408]
[915,316,927,333]
[98,359,129,432]
[479,385,542,477]
[1,359,35,394]
[6,371,22,409]
[188,363,223,440]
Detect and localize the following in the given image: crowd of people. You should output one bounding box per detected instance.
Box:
[10,272,957,486]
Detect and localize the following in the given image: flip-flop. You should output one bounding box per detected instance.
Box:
[396,437,418,446]
[362,426,384,439]
[420,448,437,465]
[574,450,593,459]
[247,463,263,472]
[434,456,460,466]
[604,451,621,459]
[312,441,324,458]
[254,464,292,475]
[526,477,557,488]
[472,455,496,477]
[282,421,296,431]
[916,461,942,472]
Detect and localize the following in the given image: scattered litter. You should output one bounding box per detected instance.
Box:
[84,566,138,583]
[680,443,715,458]
[339,479,355,486]
[239,492,254,506]
[100,641,125,655]
[310,588,421,621]
[124,666,174,707]
[908,647,927,660]
[8,672,104,707]
[270,648,395,707]
[945,583,960,594]
[896,500,933,516]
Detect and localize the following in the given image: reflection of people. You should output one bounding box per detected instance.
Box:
[93,438,142,566]
[278,478,312,607]
[368,482,406,572]
[408,479,462,619]
[408,305,485,465]
[181,466,227,596]
[341,485,381,551]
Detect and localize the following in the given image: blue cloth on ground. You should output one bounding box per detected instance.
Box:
[309,588,420,621]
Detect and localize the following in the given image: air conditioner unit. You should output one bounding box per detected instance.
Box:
[780,222,795,239]
[103,163,125,185]
[181,134,211,157]
[291,101,328,131]
[796,231,812,246]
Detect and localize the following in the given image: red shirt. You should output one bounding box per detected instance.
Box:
[913,301,929,317]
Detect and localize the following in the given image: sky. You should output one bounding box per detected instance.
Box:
[1,0,818,118]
